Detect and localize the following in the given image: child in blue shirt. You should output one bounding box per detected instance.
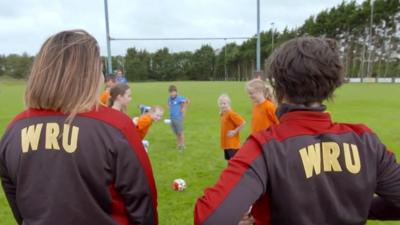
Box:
[168,85,189,150]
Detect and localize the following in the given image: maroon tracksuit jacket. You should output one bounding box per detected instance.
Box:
[0,106,158,225]
[195,105,400,225]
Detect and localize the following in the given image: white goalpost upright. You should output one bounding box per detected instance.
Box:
[103,0,113,75]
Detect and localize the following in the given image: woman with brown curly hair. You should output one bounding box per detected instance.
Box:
[195,37,400,225]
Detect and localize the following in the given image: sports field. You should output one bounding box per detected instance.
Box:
[0,80,399,225]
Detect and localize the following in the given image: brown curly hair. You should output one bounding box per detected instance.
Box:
[266,37,344,105]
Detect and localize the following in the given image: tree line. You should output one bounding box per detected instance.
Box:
[0,53,34,79]
[1,0,399,80]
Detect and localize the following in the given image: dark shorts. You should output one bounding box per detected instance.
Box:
[224,149,238,160]
[171,119,183,135]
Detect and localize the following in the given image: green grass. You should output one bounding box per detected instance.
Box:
[0,81,399,225]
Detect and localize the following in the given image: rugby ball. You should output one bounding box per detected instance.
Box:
[172,178,186,191]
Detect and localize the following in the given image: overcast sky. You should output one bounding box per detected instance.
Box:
[0,0,364,56]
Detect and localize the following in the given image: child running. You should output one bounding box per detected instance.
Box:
[136,106,164,140]
[218,94,246,160]
[246,79,279,134]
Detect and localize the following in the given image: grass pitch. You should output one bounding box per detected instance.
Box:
[0,81,399,225]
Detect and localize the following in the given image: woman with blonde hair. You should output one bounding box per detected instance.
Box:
[0,30,158,225]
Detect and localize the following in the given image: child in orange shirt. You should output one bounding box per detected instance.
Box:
[218,94,246,160]
[100,74,116,106]
[246,79,279,134]
[136,106,164,140]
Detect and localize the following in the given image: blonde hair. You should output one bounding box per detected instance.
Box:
[217,94,232,115]
[246,79,274,101]
[149,105,164,114]
[217,94,231,106]
[25,29,102,122]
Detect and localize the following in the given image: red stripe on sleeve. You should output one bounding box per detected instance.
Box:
[81,106,158,225]
[194,138,263,225]
[109,185,129,225]
[251,194,271,225]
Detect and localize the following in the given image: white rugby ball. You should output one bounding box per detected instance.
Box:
[164,119,171,124]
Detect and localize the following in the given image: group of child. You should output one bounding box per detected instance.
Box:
[2,30,398,225]
[219,79,279,160]
[99,77,189,150]
[99,74,278,162]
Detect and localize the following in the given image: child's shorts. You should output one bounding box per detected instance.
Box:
[171,119,183,135]
[224,149,238,160]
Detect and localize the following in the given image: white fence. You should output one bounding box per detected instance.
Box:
[347,77,400,83]
[348,78,362,83]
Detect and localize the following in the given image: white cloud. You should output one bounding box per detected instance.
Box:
[0,0,364,56]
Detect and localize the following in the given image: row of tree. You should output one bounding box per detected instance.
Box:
[120,45,216,81]
[108,0,400,81]
[1,0,399,80]
[299,0,400,77]
[0,54,34,79]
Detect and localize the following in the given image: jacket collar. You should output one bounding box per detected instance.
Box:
[277,103,332,124]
